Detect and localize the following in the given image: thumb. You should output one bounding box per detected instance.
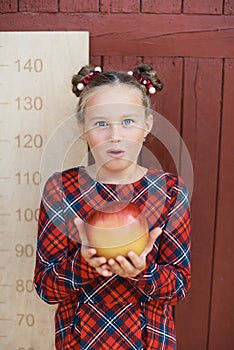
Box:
[150,227,162,242]
[74,216,85,229]
[144,227,162,255]
[74,216,86,243]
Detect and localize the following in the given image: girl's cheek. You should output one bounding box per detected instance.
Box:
[85,132,108,148]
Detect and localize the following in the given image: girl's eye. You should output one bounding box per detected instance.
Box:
[96,121,108,127]
[122,118,134,125]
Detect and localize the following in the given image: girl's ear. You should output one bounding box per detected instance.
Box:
[144,114,154,137]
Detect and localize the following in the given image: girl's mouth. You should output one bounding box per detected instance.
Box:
[107,149,125,159]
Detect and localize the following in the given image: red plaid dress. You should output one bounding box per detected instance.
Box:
[34,167,191,350]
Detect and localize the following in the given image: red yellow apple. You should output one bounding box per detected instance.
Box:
[86,201,149,259]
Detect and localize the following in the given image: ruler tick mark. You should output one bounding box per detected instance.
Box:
[0,284,13,287]
[0,318,13,321]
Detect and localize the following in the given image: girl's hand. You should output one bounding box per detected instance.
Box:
[107,227,162,278]
[74,217,113,277]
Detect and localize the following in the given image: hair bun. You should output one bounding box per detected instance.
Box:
[133,63,163,93]
[71,65,97,97]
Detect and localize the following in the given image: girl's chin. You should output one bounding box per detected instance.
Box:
[102,158,135,169]
[95,159,137,175]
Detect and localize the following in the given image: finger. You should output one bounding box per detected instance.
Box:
[81,245,97,259]
[144,227,162,255]
[108,256,136,276]
[128,251,145,270]
[74,217,86,243]
[98,264,113,277]
[116,255,138,275]
[89,256,107,267]
[108,258,123,275]
[151,227,162,241]
[74,216,85,230]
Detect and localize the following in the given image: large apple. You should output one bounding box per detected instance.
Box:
[85,201,149,259]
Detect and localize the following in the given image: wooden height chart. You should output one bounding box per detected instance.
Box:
[0,32,89,349]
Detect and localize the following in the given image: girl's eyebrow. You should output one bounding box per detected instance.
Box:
[86,115,108,121]
[88,113,140,121]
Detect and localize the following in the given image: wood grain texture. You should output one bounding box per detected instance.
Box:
[0,0,17,12]
[102,55,142,71]
[175,58,223,350]
[224,0,234,14]
[19,0,58,12]
[183,0,223,14]
[90,55,102,67]
[0,13,233,58]
[208,59,234,350]
[100,0,140,13]
[142,0,182,13]
[144,56,182,130]
[140,57,183,174]
[60,0,99,12]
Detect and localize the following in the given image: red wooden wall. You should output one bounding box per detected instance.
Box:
[1,1,233,349]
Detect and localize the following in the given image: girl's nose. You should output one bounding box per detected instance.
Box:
[109,122,122,142]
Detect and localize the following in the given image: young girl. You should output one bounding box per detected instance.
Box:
[34,64,191,349]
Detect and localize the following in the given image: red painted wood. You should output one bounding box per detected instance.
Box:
[19,0,58,12]
[175,58,222,350]
[183,0,223,14]
[184,0,223,15]
[208,59,234,349]
[0,14,233,58]
[90,55,102,67]
[100,0,140,13]
[0,0,17,12]
[224,0,234,14]
[142,0,181,14]
[102,55,142,71]
[140,57,183,174]
[60,0,99,12]
[144,57,182,130]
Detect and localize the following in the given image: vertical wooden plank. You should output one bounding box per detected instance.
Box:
[208,59,234,349]
[0,0,17,12]
[90,55,102,67]
[141,57,183,174]
[102,55,143,71]
[100,0,140,13]
[19,0,58,12]
[144,57,182,130]
[60,0,99,12]
[0,31,89,350]
[142,0,182,13]
[175,58,222,350]
[183,0,223,14]
[224,0,234,14]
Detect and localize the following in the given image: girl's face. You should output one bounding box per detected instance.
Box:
[79,84,153,179]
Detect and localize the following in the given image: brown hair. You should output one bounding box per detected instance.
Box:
[71,63,163,122]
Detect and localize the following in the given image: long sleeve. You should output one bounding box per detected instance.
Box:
[33,173,99,304]
[130,176,191,305]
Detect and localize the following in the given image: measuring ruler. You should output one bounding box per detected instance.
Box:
[0,31,88,349]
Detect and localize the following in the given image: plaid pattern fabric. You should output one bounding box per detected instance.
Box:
[34,167,191,349]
